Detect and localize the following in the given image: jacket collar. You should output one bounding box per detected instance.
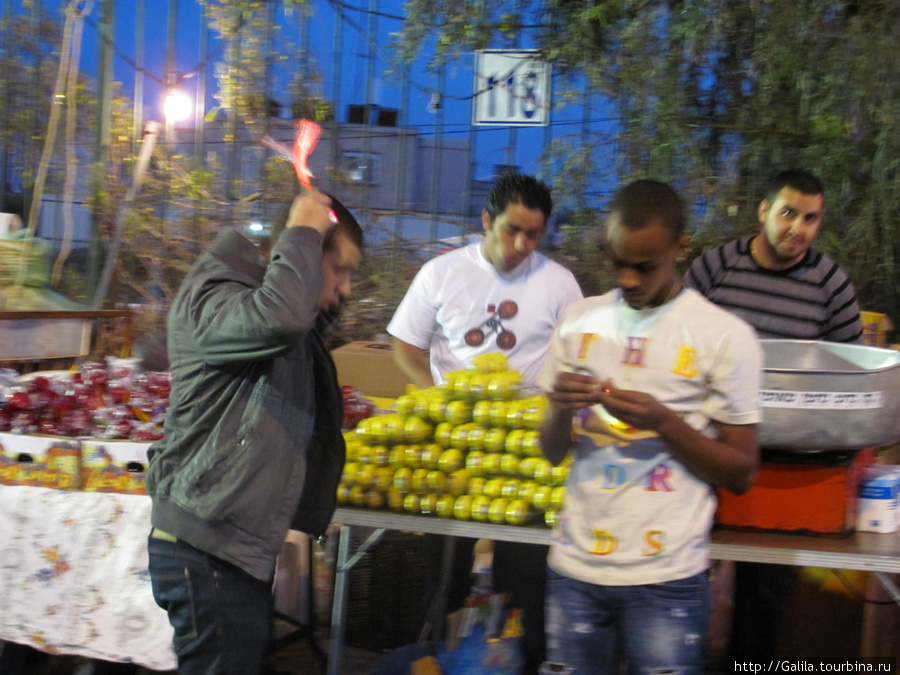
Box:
[208,227,269,285]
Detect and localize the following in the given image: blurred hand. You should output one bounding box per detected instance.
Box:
[597,379,668,432]
[545,371,604,412]
[286,190,334,237]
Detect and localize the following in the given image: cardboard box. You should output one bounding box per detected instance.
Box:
[715,448,874,535]
[80,438,152,494]
[331,341,413,399]
[860,311,893,347]
[0,431,81,490]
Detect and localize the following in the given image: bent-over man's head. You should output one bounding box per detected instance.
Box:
[266,193,363,312]
[318,194,363,311]
[605,179,688,310]
[481,173,552,273]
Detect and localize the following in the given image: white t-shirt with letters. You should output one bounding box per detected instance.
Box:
[538,287,762,586]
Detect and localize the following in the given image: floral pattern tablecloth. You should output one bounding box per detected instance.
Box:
[0,485,177,670]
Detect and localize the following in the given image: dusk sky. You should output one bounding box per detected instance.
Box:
[24,0,617,199]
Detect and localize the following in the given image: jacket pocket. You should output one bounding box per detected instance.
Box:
[172,418,298,537]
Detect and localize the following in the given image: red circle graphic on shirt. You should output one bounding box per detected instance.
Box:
[497,331,517,350]
[465,329,485,346]
[498,301,518,319]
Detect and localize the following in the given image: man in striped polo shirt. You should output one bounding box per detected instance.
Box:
[684,169,863,664]
[684,168,863,343]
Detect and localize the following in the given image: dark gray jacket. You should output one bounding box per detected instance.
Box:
[146,225,345,581]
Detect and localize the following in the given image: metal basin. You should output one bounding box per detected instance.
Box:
[758,340,900,451]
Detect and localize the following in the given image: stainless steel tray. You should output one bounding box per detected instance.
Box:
[758,340,900,451]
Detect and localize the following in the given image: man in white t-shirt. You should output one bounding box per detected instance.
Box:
[388,173,582,387]
[387,173,582,673]
[538,180,761,674]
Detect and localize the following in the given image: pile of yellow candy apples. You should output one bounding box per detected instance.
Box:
[337,353,570,527]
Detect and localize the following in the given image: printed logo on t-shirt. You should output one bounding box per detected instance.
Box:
[601,463,626,491]
[587,528,668,556]
[576,333,597,360]
[622,337,650,367]
[583,527,673,558]
[464,300,519,350]
[671,345,698,378]
[642,529,665,556]
[590,528,618,556]
[554,515,671,559]
[646,463,674,492]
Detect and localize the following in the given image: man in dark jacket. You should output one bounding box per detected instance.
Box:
[146,189,362,674]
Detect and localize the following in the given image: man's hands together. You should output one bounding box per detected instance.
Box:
[546,372,669,433]
[543,370,758,492]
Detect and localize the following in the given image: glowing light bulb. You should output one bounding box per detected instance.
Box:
[164,89,192,123]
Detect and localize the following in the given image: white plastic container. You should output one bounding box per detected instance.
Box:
[856,465,900,533]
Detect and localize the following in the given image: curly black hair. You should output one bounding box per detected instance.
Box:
[484,173,553,225]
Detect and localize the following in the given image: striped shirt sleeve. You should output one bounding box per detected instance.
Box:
[684,237,864,343]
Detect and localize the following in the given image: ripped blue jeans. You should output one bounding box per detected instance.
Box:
[545,568,709,675]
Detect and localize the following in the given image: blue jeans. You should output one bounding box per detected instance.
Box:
[148,535,274,675]
[545,568,709,675]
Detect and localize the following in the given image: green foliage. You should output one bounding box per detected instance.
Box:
[394,0,518,68]
[200,0,292,122]
[8,0,900,346]
[394,0,900,331]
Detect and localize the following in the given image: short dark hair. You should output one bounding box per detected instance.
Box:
[484,173,553,224]
[323,193,363,252]
[268,193,364,252]
[765,169,824,204]
[609,179,685,239]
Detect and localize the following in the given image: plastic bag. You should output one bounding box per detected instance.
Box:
[437,624,522,675]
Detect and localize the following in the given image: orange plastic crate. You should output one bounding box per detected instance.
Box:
[715,448,874,535]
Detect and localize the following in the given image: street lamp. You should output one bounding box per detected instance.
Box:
[163,66,192,144]
[164,88,192,124]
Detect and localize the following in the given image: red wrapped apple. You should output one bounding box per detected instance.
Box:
[341,385,375,430]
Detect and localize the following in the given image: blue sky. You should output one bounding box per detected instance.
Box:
[20,0,618,202]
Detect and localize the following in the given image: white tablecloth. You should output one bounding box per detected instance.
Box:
[0,485,177,670]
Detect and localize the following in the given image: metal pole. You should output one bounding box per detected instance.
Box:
[326,525,353,675]
[506,124,516,170]
[23,0,41,227]
[225,9,241,224]
[96,0,114,159]
[463,90,478,221]
[0,0,12,210]
[260,0,274,220]
[428,67,445,243]
[330,2,344,196]
[327,525,388,675]
[88,0,114,301]
[193,8,208,159]
[91,122,160,309]
[506,0,524,171]
[543,71,553,169]
[132,0,145,153]
[300,3,310,85]
[580,81,591,216]
[164,0,178,145]
[360,0,378,213]
[392,64,410,246]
